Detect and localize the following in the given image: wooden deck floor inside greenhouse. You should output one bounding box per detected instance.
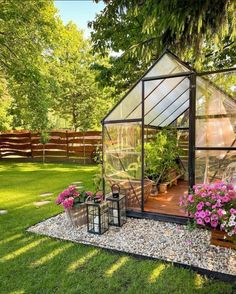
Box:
[144,180,188,216]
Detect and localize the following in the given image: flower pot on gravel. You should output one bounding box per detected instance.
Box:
[211,229,236,250]
[56,186,96,227]
[65,204,87,227]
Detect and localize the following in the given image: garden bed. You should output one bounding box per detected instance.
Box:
[28,213,236,278]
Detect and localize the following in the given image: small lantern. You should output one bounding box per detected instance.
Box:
[111,184,120,198]
[106,194,126,227]
[86,201,109,234]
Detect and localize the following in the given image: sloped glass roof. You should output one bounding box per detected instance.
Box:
[104,52,191,123]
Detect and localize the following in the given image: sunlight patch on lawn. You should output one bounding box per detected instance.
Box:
[30,243,72,267]
[8,290,25,294]
[148,264,166,283]
[66,249,99,273]
[194,274,205,288]
[105,256,129,277]
[0,233,23,245]
[0,238,47,262]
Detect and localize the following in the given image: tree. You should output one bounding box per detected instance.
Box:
[51,22,114,131]
[0,0,61,130]
[90,0,236,94]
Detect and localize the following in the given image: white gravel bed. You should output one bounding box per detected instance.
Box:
[28,213,236,276]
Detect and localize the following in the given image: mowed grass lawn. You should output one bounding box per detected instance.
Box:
[0,162,235,294]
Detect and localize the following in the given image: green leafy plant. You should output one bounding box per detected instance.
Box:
[144,129,182,184]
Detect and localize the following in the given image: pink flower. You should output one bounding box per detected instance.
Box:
[205,210,211,217]
[222,196,230,203]
[197,202,204,210]
[68,185,77,192]
[211,220,218,228]
[85,191,93,197]
[196,218,204,225]
[217,209,226,217]
[198,210,206,218]
[205,202,211,207]
[204,217,210,223]
[62,197,74,209]
[188,194,194,203]
[211,214,218,221]
[230,208,236,214]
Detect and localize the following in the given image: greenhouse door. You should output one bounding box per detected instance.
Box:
[103,121,143,212]
[142,74,193,217]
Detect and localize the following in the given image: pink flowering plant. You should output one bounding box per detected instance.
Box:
[56,185,95,209]
[180,181,236,237]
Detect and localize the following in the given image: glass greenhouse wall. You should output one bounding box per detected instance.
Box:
[102,50,236,219]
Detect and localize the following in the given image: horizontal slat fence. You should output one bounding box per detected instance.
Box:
[0,130,102,163]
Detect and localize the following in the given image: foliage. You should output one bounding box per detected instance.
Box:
[0,0,115,131]
[143,129,181,183]
[0,0,60,130]
[0,76,12,130]
[90,0,236,94]
[180,181,236,238]
[0,162,234,293]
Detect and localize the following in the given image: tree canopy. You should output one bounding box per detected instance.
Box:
[90,0,236,93]
[0,0,235,131]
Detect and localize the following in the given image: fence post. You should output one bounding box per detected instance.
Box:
[66,130,69,159]
[83,131,85,165]
[29,131,33,158]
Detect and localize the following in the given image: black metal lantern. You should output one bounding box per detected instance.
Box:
[86,201,109,234]
[111,184,120,198]
[106,194,126,227]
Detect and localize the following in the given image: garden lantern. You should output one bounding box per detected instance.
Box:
[86,201,109,234]
[106,194,126,227]
[111,184,120,198]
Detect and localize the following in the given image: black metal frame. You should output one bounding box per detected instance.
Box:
[106,194,127,227]
[101,48,236,223]
[86,202,109,235]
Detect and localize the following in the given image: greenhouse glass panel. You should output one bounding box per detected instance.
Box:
[103,122,142,211]
[195,151,236,185]
[144,76,190,127]
[196,71,236,148]
[104,52,191,122]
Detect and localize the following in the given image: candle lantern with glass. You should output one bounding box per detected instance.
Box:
[107,184,126,227]
[86,194,109,234]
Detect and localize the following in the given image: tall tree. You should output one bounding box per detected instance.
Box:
[51,23,114,131]
[0,0,61,130]
[90,0,236,94]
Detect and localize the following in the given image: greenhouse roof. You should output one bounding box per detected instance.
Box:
[102,50,236,128]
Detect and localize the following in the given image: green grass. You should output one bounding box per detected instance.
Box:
[0,162,235,294]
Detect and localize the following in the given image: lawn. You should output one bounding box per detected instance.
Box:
[0,162,235,294]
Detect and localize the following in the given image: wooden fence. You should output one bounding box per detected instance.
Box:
[0,130,102,163]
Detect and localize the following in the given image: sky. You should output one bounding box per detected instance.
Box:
[55,1,105,38]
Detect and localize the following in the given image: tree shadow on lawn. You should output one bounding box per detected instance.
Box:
[0,235,234,294]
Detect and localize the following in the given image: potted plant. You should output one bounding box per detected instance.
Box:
[144,129,182,193]
[56,185,93,227]
[180,181,236,249]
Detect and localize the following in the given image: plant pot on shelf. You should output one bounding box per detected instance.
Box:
[159,183,168,193]
[211,229,236,250]
[65,204,87,227]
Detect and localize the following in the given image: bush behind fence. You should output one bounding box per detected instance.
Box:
[0,130,102,163]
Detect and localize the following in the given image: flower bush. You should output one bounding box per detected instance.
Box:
[56,185,101,209]
[180,181,236,237]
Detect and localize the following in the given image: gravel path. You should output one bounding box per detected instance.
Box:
[28,213,236,276]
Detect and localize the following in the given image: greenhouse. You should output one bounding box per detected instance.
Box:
[102,50,236,221]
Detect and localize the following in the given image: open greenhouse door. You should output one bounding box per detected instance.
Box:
[103,122,143,212]
[142,74,192,217]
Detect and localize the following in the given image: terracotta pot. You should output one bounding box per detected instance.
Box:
[159,183,168,193]
[211,229,235,250]
[65,204,87,227]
